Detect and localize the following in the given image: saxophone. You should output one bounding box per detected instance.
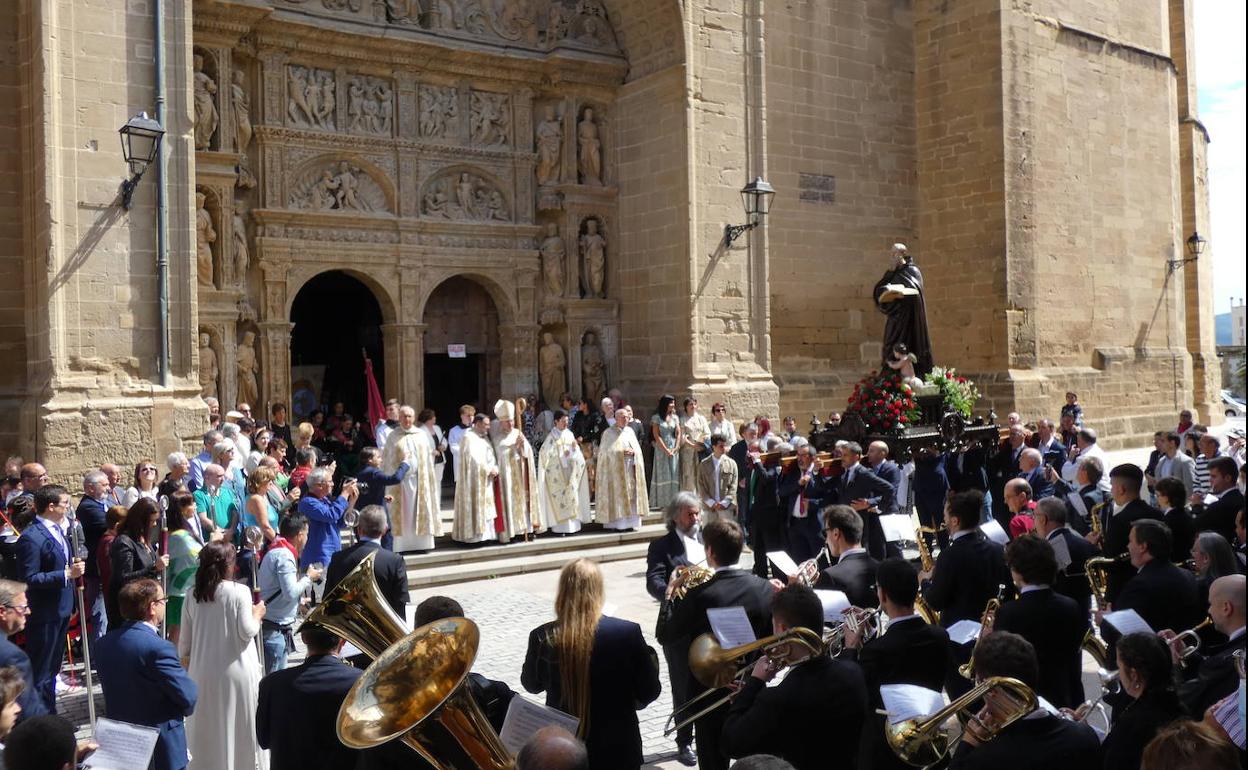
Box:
[959,585,1006,680]
[915,526,942,625]
[1085,553,1130,607]
[1088,500,1105,541]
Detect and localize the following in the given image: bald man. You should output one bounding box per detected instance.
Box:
[1164,573,1246,716]
[516,726,588,770]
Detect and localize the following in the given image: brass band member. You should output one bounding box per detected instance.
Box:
[722,584,868,770]
[994,534,1088,708]
[645,491,703,766]
[657,518,774,770]
[950,632,1101,769]
[1163,573,1246,717]
[841,558,949,770]
[1086,463,1159,604]
[1048,455,1106,536]
[919,490,1010,699]
[1089,632,1186,770]
[1032,498,1097,611]
[812,506,879,609]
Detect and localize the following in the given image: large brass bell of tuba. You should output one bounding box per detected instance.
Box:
[885,676,1036,767]
[337,617,514,770]
[303,550,410,660]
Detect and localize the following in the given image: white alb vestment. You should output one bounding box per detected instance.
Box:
[382,423,441,551]
[494,427,542,540]
[452,430,500,544]
[595,425,648,530]
[538,427,591,533]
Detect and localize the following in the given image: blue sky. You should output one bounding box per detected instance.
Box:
[1196,0,1246,314]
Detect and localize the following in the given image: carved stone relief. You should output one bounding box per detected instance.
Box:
[347,74,393,136]
[232,211,250,288]
[288,65,337,131]
[535,103,562,185]
[289,160,391,213]
[195,190,219,288]
[470,91,510,147]
[193,53,220,151]
[539,222,565,296]
[236,329,261,408]
[577,106,603,186]
[581,329,606,401]
[232,69,253,152]
[538,331,567,409]
[421,171,510,221]
[199,330,220,399]
[376,0,419,24]
[579,217,606,297]
[418,85,459,140]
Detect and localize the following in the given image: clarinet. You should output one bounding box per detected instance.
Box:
[66,506,97,739]
[158,495,170,638]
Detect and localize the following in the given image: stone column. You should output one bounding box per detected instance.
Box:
[381,322,424,405]
[259,322,292,414]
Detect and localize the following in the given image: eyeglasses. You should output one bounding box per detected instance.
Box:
[140,467,157,473]
[3,604,30,614]
[712,408,724,413]
[153,597,169,604]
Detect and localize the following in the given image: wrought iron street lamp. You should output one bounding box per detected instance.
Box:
[118,112,165,210]
[724,177,775,247]
[1168,230,1206,273]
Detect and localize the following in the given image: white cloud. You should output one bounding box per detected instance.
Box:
[1195,0,1247,314]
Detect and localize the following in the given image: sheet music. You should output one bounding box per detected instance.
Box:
[980,518,1009,545]
[707,606,757,648]
[341,641,363,658]
[946,619,982,646]
[499,696,581,756]
[1066,491,1088,520]
[1049,533,1072,571]
[683,536,706,566]
[814,590,851,622]
[880,684,946,725]
[1204,493,1219,506]
[1102,609,1154,636]
[879,514,917,543]
[84,718,160,769]
[767,550,800,578]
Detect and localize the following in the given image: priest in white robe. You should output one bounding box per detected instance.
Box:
[538,410,591,534]
[493,400,543,542]
[452,414,501,544]
[596,407,648,530]
[381,405,442,551]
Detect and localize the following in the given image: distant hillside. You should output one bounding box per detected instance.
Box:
[1216,312,1231,345]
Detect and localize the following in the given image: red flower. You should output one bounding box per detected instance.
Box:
[958,377,966,383]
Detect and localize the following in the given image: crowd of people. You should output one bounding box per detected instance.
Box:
[0,390,1244,769]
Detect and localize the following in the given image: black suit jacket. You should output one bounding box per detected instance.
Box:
[1019,467,1054,500]
[257,654,366,770]
[993,588,1089,708]
[1111,559,1201,638]
[845,617,949,770]
[949,714,1102,769]
[325,540,409,620]
[75,496,109,577]
[1045,528,1096,612]
[1192,488,1245,544]
[864,460,901,515]
[645,529,691,602]
[1052,479,1104,535]
[722,656,868,770]
[107,533,160,625]
[816,551,880,609]
[830,466,896,559]
[1102,498,1161,603]
[0,637,47,722]
[656,568,773,663]
[521,615,660,770]
[1101,687,1185,770]
[945,446,989,493]
[924,531,1010,627]
[1162,506,1196,562]
[1177,630,1245,717]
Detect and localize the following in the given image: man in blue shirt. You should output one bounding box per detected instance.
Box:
[257,513,323,674]
[295,468,358,598]
[187,429,223,492]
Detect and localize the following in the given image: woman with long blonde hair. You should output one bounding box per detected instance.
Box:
[522,558,660,769]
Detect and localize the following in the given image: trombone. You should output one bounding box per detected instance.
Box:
[664,626,825,737]
[885,676,1037,767]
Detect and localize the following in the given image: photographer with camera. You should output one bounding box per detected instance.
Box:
[295,468,358,601]
[354,446,408,551]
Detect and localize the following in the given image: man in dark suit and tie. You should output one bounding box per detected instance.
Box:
[75,471,110,649]
[989,426,1028,531]
[830,442,896,560]
[948,632,1102,768]
[813,506,879,609]
[1032,498,1097,612]
[1048,455,1106,535]
[1034,419,1066,471]
[95,579,197,770]
[841,558,949,770]
[1089,463,1160,605]
[16,485,84,714]
[778,444,832,563]
[919,490,1010,699]
[1017,448,1054,500]
[0,578,49,723]
[257,622,370,770]
[657,518,775,770]
[994,535,1088,708]
[727,423,758,536]
[1191,457,1244,544]
[325,504,409,620]
[645,491,701,766]
[722,584,868,770]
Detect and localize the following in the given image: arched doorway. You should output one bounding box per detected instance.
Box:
[422,276,502,424]
[289,271,385,422]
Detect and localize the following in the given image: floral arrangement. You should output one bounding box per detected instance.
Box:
[924,366,980,419]
[846,369,922,433]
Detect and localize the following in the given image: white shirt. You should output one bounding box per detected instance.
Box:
[1228,626,1245,642]
[885,614,920,631]
[951,528,974,542]
[838,546,867,563]
[1019,584,1049,594]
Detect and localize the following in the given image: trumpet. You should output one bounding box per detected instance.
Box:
[664,626,825,737]
[1064,670,1117,733]
[1174,617,1214,665]
[959,586,1005,680]
[885,676,1037,767]
[793,545,832,588]
[1085,553,1129,607]
[824,607,881,656]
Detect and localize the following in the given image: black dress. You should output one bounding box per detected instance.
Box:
[1101,687,1185,770]
[106,533,159,627]
[873,256,933,377]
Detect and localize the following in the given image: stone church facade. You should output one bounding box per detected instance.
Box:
[0,0,1220,477]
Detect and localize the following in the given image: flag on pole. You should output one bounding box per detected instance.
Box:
[363,349,385,442]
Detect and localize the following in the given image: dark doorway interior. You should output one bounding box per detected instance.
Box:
[290,271,384,421]
[424,353,482,436]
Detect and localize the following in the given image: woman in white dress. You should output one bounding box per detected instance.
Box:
[707,402,738,444]
[178,541,268,770]
[678,397,710,493]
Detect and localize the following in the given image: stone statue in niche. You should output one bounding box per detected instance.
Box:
[538,332,567,411]
[378,0,418,23]
[419,85,458,139]
[580,219,606,298]
[539,223,565,296]
[290,162,386,212]
[470,92,510,147]
[577,107,602,186]
[231,70,252,152]
[195,192,217,287]
[237,297,257,326]
[495,0,540,43]
[288,66,336,131]
[193,54,219,150]
[535,105,562,186]
[422,172,509,221]
[348,76,393,136]
[236,330,260,409]
[232,212,249,287]
[199,332,219,400]
[581,331,606,402]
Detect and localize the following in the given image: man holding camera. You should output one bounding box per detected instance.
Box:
[296,468,359,600]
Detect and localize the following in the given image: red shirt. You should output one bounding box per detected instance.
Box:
[1009,500,1037,539]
